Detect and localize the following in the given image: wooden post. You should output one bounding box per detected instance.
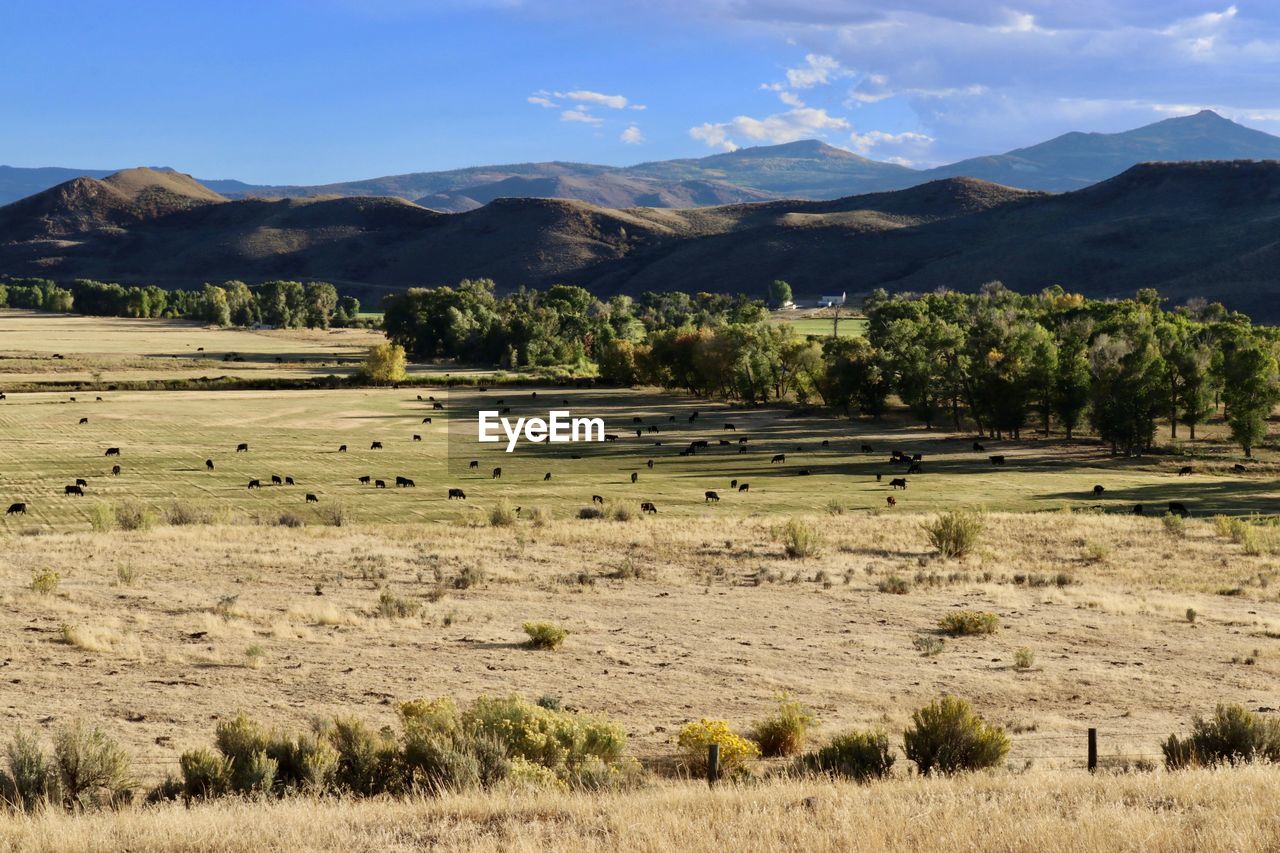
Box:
[1087,728,1098,772]
[707,743,721,786]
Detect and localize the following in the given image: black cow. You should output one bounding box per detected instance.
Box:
[422,418,432,424]
[1092,484,1104,497]
[633,417,643,424]
[989,455,1006,465]
[1132,504,1144,515]
[649,426,659,434]
[771,454,786,464]
[886,496,897,508]
[636,430,643,438]
[730,479,737,488]
[396,476,416,488]
[973,441,985,451]
[433,402,443,410]
[705,491,720,502]
[469,460,479,469]
[592,495,604,505]
[413,434,421,442]
[6,502,25,515]
[306,493,319,503]
[1168,502,1190,518]
[1233,463,1248,473]
[907,462,922,474]
[448,488,466,500]
[890,478,908,490]
[111,465,120,476]
[104,448,120,457]
[64,485,83,496]
[338,445,347,453]
[206,459,215,471]
[861,444,873,453]
[631,472,638,483]
[692,440,709,448]
[604,434,619,442]
[272,475,283,486]
[236,443,249,452]
[371,442,383,450]
[719,440,730,446]
[738,483,749,492]
[739,437,748,444]
[75,478,87,488]
[1178,466,1193,476]
[821,440,829,447]
[247,479,261,489]
[285,476,295,486]
[375,480,387,489]
[797,470,811,476]
[724,423,736,431]
[647,459,654,469]
[492,467,502,479]
[79,417,88,425]
[641,501,657,514]
[544,472,552,481]
[876,473,882,482]
[358,475,371,485]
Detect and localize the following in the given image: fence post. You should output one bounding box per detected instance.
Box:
[1087,728,1097,772]
[707,743,721,786]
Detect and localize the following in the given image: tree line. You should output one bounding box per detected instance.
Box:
[0,278,365,329]
[384,280,1280,457]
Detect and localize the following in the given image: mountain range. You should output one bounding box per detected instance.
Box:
[5,110,1280,211]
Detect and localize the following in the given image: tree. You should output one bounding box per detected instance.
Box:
[303,282,339,329]
[201,284,231,327]
[1088,312,1166,456]
[767,280,792,308]
[1219,337,1280,457]
[1052,333,1091,440]
[360,343,407,385]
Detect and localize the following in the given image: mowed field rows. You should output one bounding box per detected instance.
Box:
[0,386,1278,529]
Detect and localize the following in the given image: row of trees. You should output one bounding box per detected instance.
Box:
[0,278,363,329]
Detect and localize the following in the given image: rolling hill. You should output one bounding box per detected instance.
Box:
[5,161,1280,318]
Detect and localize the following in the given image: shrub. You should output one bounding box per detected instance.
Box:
[1013,647,1035,670]
[536,694,563,711]
[825,498,845,515]
[1162,513,1185,536]
[607,501,638,522]
[577,506,603,520]
[0,731,58,812]
[678,719,760,775]
[793,729,895,781]
[268,731,338,792]
[922,511,984,559]
[912,635,945,657]
[902,696,1010,775]
[113,500,153,532]
[451,566,485,590]
[178,748,231,800]
[323,717,402,796]
[164,501,210,526]
[88,502,115,532]
[749,693,816,758]
[489,500,518,527]
[525,506,551,527]
[314,502,350,527]
[115,565,137,587]
[776,517,822,559]
[376,591,421,619]
[52,721,133,808]
[1162,704,1280,769]
[523,621,568,650]
[244,644,266,669]
[276,512,305,529]
[30,569,60,595]
[938,610,1000,636]
[1185,608,1197,624]
[877,575,910,595]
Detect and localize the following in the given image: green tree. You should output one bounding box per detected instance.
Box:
[767,280,793,308]
[1219,337,1280,457]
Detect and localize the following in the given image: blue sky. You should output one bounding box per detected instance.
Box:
[2,1,1279,183]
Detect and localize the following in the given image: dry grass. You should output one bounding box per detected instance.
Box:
[0,768,1277,851]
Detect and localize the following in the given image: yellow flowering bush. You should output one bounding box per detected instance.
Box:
[677,718,760,773]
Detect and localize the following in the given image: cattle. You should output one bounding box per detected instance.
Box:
[6,502,25,515]
[469,460,479,469]
[604,434,619,442]
[1233,463,1248,473]
[492,467,502,479]
[724,423,736,431]
[795,446,803,452]
[375,480,387,489]
[285,476,295,486]
[236,443,249,453]
[886,496,897,508]
[448,488,466,500]
[692,440,709,448]
[633,417,643,424]
[668,416,676,423]
[890,478,907,490]
[907,462,922,474]
[649,426,659,434]
[592,495,604,505]
[1132,504,1144,515]
[989,455,1006,465]
[738,483,749,492]
[75,478,87,488]
[1168,502,1190,518]
[417,395,423,401]
[738,437,748,444]
[205,459,215,471]
[429,396,436,402]
[79,417,88,425]
[636,430,643,438]
[739,446,747,453]
[69,396,75,401]
[1178,466,1193,476]
[821,440,829,447]
[394,476,412,487]
[861,444,873,453]
[104,448,120,457]
[705,491,720,502]
[771,454,786,464]
[433,402,444,410]
[111,465,120,476]
[0,393,5,400]
[371,441,383,450]
[422,418,432,424]
[718,440,730,446]
[1092,484,1104,497]
[876,473,882,482]
[689,411,699,422]
[338,445,347,453]
[247,479,261,489]
[64,485,83,496]
[730,479,738,488]
[306,494,319,503]
[95,396,102,402]
[797,469,811,476]
[544,472,552,481]
[501,408,511,415]
[912,453,922,462]
[647,459,654,469]
[358,475,371,485]
[272,475,283,486]
[631,472,638,484]
[413,434,421,442]
[973,441,986,451]
[891,450,905,460]
[641,501,657,514]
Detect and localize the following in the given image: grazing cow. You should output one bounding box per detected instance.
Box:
[69,396,76,402]
[1133,504,1144,515]
[236,443,248,453]
[649,426,659,434]
[738,437,748,444]
[492,467,502,479]
[739,446,747,453]
[647,459,654,469]
[668,416,676,423]
[413,434,421,442]
[375,480,387,489]
[96,396,102,402]
[797,469,811,476]
[338,445,347,453]
[79,417,88,425]
[105,448,120,457]
[247,479,261,489]
[358,475,371,485]
[886,496,897,508]
[417,395,423,401]
[306,494,318,503]
[6,502,26,515]
[429,396,436,402]
[422,418,432,424]
[1092,484,1104,497]
[730,479,738,488]
[718,440,730,446]
[771,454,786,464]
[604,434,619,442]
[973,441,986,451]
[1233,463,1248,473]
[989,455,1006,465]
[433,402,443,410]
[641,501,657,514]
[205,459,215,471]
[795,446,803,452]
[631,472,638,484]
[636,430,643,438]
[821,440,829,447]
[912,453,922,462]
[592,495,604,505]
[705,491,720,502]
[724,424,736,431]
[75,478,87,488]
[395,476,407,487]
[402,478,415,488]
[1168,502,1189,518]
[1178,466,1193,476]
[861,444,873,453]
[633,417,643,424]
[738,483,749,492]
[544,472,552,481]
[371,441,383,450]
[571,455,582,460]
[469,460,479,469]
[876,473,882,482]
[272,475,283,486]
[448,488,466,500]
[111,465,120,476]
[907,462,922,474]
[692,440,709,448]
[285,476,295,486]
[890,478,908,490]
[64,485,83,496]
[0,393,5,400]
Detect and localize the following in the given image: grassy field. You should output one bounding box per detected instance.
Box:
[771,311,868,338]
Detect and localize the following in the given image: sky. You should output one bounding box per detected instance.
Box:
[3,1,1280,184]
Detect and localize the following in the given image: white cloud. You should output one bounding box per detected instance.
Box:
[527,95,558,108]
[557,89,630,109]
[620,124,645,144]
[849,129,933,153]
[561,108,603,125]
[690,107,850,151]
[778,90,806,107]
[785,53,850,88]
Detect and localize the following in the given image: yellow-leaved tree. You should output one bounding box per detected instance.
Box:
[361,342,407,384]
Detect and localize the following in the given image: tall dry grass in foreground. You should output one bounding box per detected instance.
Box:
[1,768,1277,852]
